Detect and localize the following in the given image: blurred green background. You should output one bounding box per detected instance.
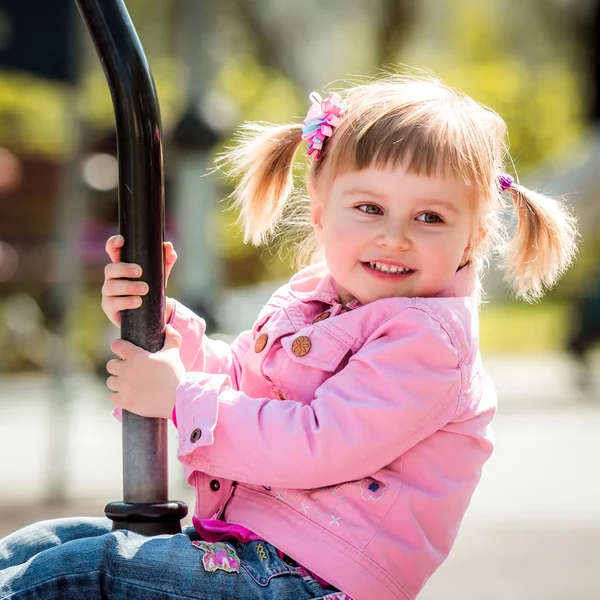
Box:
[0,0,599,372]
[1,3,600,599]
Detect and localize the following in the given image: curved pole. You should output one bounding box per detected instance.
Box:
[74,0,187,534]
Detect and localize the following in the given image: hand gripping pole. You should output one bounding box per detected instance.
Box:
[74,0,188,535]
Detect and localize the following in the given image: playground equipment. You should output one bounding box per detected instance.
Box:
[74,0,188,535]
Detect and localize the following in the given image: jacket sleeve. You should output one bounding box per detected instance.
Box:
[174,307,464,489]
[169,300,252,389]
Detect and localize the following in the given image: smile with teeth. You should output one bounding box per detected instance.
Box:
[365,261,413,274]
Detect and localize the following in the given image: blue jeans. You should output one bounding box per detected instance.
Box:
[0,517,343,599]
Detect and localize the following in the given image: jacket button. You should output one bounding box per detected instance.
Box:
[313,311,331,324]
[254,333,268,353]
[291,335,311,357]
[210,479,221,492]
[190,428,202,443]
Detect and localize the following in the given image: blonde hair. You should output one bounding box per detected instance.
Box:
[218,74,577,301]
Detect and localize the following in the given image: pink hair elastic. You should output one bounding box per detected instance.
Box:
[498,173,514,192]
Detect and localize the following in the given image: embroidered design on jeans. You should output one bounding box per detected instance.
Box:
[320,593,353,599]
[192,541,240,574]
[256,543,268,561]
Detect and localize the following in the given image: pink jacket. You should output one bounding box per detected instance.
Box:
[172,263,496,600]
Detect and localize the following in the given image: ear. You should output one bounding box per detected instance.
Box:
[308,180,324,245]
[460,243,471,268]
[461,223,487,266]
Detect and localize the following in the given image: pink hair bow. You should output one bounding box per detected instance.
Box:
[301,92,346,160]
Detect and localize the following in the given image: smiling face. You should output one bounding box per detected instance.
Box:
[311,164,478,306]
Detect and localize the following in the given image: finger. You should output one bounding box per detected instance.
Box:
[101,297,142,328]
[108,392,123,408]
[164,241,177,265]
[110,338,138,359]
[104,262,143,282]
[106,358,123,376]
[101,296,143,321]
[162,324,182,350]
[107,375,119,392]
[102,278,148,298]
[164,242,177,282]
[110,392,133,412]
[105,235,124,263]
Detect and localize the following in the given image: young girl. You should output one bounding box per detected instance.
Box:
[0,74,577,600]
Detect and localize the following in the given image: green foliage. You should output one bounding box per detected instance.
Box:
[211,1,588,285]
[479,300,570,353]
[213,55,307,279]
[0,73,72,157]
[0,60,183,157]
[79,55,184,134]
[401,1,584,172]
[0,0,590,296]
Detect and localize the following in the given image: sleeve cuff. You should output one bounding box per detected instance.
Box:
[176,372,232,455]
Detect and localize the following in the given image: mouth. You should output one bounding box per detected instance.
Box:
[362,261,414,276]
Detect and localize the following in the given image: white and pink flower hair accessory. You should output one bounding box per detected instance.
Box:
[301,91,346,160]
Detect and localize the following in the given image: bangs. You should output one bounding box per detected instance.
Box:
[319,79,507,192]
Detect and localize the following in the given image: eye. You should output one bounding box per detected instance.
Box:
[357,204,383,215]
[416,212,443,224]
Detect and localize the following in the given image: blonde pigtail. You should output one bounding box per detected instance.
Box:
[218,122,305,245]
[503,183,578,301]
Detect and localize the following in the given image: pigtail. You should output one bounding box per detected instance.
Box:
[218,122,305,245]
[503,183,578,301]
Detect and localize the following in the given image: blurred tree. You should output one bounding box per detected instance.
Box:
[376,0,417,67]
[400,0,584,172]
[535,0,600,123]
[0,0,589,290]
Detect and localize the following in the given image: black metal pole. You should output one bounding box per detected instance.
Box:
[74,0,187,534]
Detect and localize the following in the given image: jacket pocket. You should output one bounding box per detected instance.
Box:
[280,325,354,373]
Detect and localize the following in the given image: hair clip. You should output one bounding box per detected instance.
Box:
[301,92,346,161]
[498,173,514,192]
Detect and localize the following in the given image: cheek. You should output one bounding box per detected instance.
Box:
[324,221,362,253]
[323,225,359,266]
[423,234,467,268]
[327,216,364,239]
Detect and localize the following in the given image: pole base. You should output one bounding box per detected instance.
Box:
[105,501,188,536]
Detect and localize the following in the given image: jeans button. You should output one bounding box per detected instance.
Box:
[210,479,221,492]
[190,428,202,443]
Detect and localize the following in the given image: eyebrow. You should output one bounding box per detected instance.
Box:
[341,188,460,213]
[422,200,460,214]
[341,188,387,199]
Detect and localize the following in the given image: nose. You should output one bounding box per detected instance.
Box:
[377,220,411,250]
